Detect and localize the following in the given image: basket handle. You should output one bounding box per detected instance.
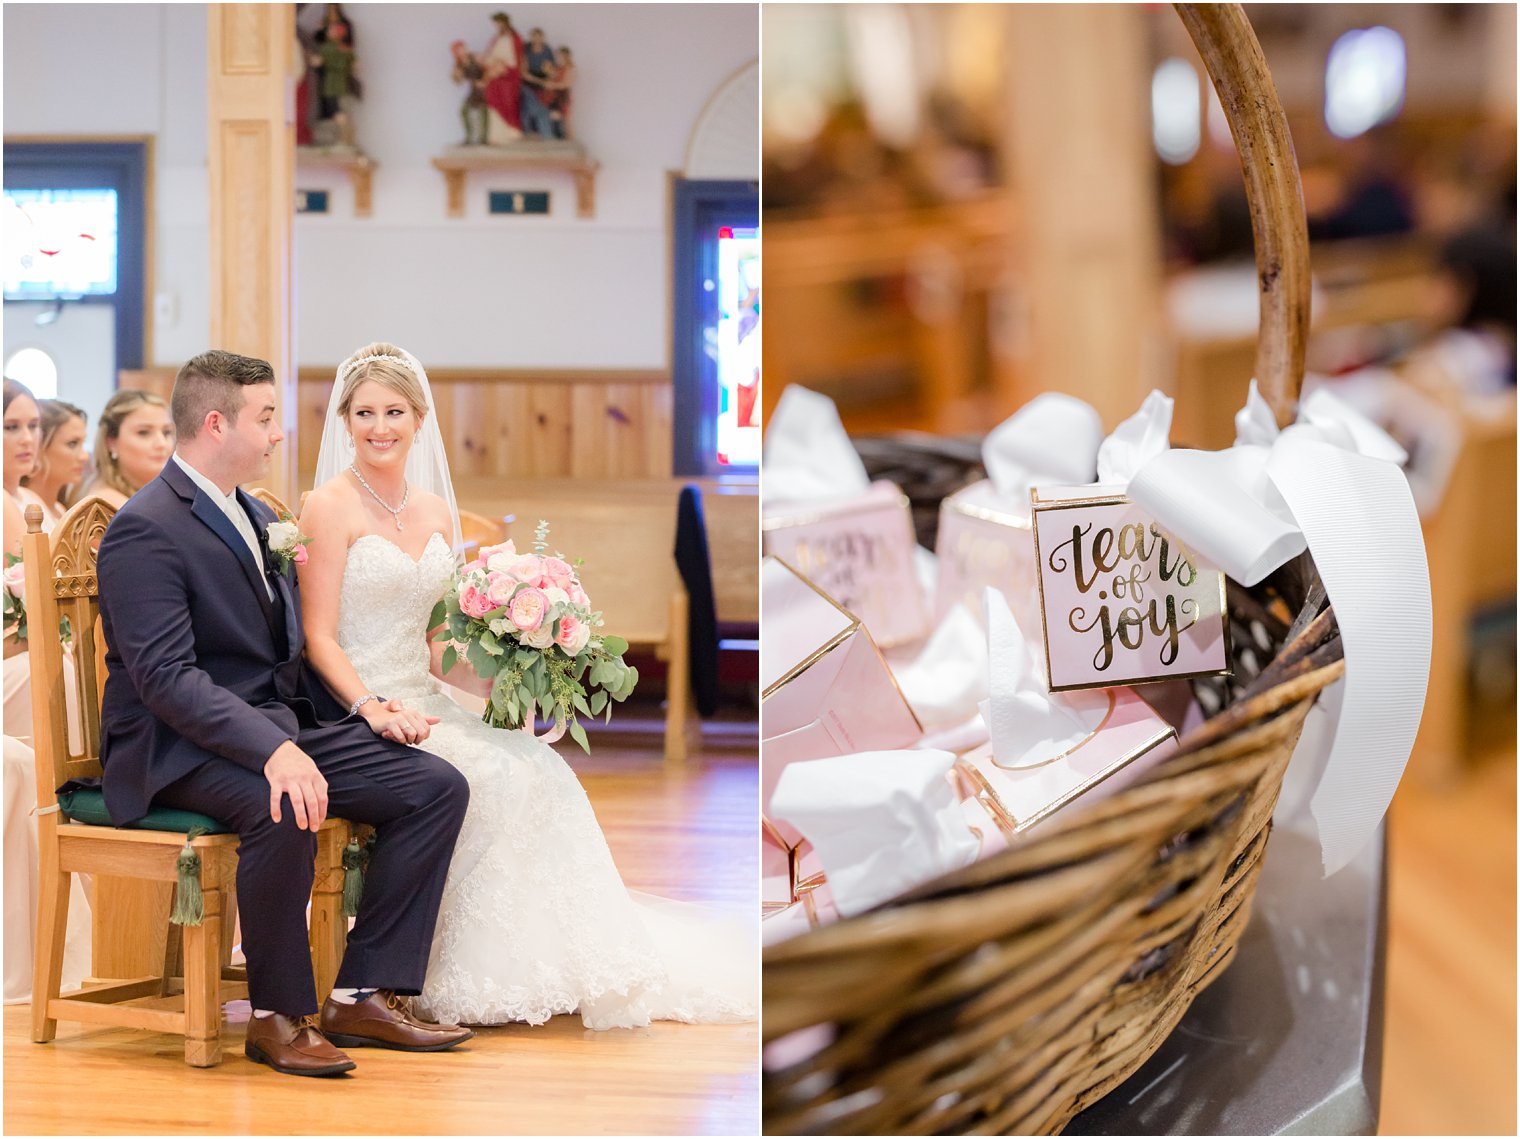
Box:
[1175,4,1310,428]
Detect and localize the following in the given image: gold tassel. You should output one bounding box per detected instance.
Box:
[170,825,209,926]
[341,833,369,917]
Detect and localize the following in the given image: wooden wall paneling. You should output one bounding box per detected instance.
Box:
[645,382,674,479]
[525,383,575,475]
[296,370,676,484]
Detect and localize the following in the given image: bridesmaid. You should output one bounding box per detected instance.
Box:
[18,400,88,530]
[76,389,174,509]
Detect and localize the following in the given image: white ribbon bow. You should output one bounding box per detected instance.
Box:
[1127,380,1431,876]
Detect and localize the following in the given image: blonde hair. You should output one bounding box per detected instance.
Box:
[86,389,169,501]
[335,342,429,422]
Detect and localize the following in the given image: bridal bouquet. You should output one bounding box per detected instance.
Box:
[431,521,639,752]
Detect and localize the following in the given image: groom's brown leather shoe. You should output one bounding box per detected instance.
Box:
[244,1013,356,1077]
[320,990,475,1052]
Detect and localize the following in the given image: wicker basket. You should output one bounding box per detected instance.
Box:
[761,6,1346,1134]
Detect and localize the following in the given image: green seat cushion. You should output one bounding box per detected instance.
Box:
[57,787,231,835]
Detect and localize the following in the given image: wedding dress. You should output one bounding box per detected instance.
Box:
[334,530,757,1029]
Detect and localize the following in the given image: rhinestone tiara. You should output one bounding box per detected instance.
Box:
[339,352,415,381]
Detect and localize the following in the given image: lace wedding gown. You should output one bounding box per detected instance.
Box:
[335,532,757,1029]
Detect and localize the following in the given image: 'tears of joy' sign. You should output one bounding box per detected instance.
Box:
[1030,487,1231,692]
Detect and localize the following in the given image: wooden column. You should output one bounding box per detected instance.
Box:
[209,4,297,499]
[1001,4,1165,429]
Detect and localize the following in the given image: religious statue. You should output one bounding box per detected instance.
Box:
[449,41,488,146]
[308,3,362,149]
[481,11,524,145]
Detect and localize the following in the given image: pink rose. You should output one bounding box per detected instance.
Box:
[556,613,591,655]
[478,539,516,566]
[3,562,24,600]
[459,584,495,619]
[486,572,517,607]
[541,556,575,588]
[508,587,549,632]
[567,581,589,608]
[292,544,309,566]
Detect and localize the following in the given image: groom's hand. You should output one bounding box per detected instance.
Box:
[263,741,329,831]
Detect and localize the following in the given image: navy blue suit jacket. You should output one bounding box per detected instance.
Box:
[97,460,352,825]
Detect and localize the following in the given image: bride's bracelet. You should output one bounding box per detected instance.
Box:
[350,693,386,717]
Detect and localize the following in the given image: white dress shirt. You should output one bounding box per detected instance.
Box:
[172,453,274,601]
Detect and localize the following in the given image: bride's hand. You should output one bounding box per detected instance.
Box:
[361,698,442,745]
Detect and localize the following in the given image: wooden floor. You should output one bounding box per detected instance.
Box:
[3,705,760,1136]
[1380,738,1516,1137]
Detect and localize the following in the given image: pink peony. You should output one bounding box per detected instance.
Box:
[486,572,517,607]
[292,544,309,567]
[508,587,549,632]
[556,613,591,655]
[459,584,495,619]
[3,562,24,600]
[501,554,543,584]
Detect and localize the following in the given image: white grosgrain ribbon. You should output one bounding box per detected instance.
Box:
[1128,381,1431,876]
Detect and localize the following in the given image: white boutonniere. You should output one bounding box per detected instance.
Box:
[265,514,311,573]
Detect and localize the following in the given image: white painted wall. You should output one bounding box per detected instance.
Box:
[3,2,208,419]
[4,2,760,386]
[292,3,759,369]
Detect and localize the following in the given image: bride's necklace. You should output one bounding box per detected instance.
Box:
[350,463,409,531]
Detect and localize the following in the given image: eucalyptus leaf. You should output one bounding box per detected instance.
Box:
[569,719,590,754]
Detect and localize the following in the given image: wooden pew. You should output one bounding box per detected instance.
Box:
[450,476,758,763]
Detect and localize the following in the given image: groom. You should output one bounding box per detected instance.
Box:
[97,350,472,1076]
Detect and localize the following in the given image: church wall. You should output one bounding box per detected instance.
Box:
[292,3,759,371]
[4,3,759,376]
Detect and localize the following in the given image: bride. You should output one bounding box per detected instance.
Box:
[296,343,756,1029]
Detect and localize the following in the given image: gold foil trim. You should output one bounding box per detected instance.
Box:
[944,493,1033,531]
[955,724,1178,836]
[761,489,914,532]
[988,690,1118,771]
[1029,490,1233,693]
[760,557,925,736]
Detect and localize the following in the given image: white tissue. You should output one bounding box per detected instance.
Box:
[762,385,872,506]
[769,749,980,917]
[892,603,988,730]
[981,588,1111,768]
[1096,389,1174,486]
[983,394,1104,508]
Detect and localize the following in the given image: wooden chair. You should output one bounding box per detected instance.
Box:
[456,507,508,562]
[247,486,294,519]
[24,498,246,1066]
